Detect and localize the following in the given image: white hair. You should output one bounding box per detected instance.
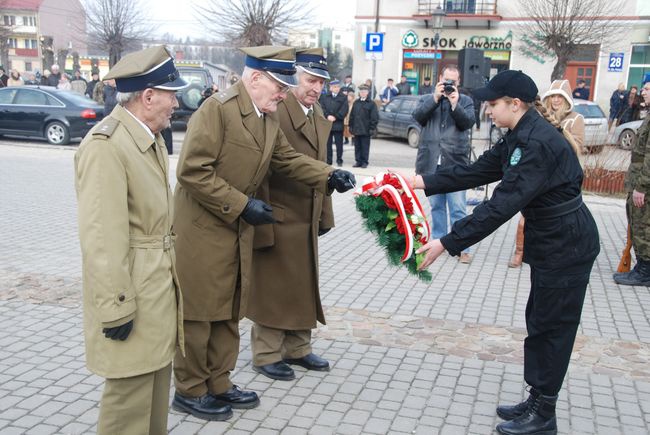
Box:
[116,91,143,106]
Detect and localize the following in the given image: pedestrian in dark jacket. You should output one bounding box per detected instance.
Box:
[396,75,411,95]
[0,67,8,87]
[419,77,433,95]
[103,80,118,115]
[403,70,599,435]
[413,65,475,263]
[46,64,62,87]
[319,80,349,165]
[85,72,100,99]
[618,86,642,125]
[572,79,589,100]
[609,83,627,129]
[349,85,378,168]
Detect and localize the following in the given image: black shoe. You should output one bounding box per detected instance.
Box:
[352,163,361,168]
[172,393,233,421]
[337,161,343,167]
[212,385,260,409]
[613,261,650,286]
[360,164,368,168]
[496,393,557,435]
[253,361,295,381]
[284,353,330,371]
[497,388,539,420]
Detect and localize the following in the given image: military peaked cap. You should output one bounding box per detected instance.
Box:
[240,45,297,87]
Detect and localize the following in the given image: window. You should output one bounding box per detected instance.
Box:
[400,99,418,115]
[384,99,403,113]
[24,62,32,72]
[22,16,35,26]
[573,103,605,119]
[26,39,38,49]
[8,38,17,49]
[3,15,16,26]
[0,89,18,104]
[628,44,650,87]
[15,89,49,106]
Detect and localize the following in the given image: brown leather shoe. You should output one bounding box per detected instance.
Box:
[459,253,472,264]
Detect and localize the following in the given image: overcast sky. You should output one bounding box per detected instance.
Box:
[149,0,356,40]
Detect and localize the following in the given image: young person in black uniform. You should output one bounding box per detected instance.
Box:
[401,70,600,435]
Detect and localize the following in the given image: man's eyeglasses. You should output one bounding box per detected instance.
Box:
[261,72,291,94]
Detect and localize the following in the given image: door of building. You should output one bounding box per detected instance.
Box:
[565,63,597,101]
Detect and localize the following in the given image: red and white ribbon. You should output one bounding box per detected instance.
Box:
[356,172,430,262]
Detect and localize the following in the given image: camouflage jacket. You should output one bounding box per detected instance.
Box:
[625,117,650,193]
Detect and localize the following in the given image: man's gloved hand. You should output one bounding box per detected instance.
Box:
[241,198,275,225]
[318,228,331,236]
[102,320,133,341]
[328,169,356,193]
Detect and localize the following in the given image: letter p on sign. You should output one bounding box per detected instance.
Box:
[365,33,384,53]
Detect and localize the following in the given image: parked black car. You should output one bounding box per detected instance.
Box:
[0,86,104,145]
[376,95,421,148]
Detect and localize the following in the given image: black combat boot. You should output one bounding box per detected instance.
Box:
[614,259,650,286]
[496,388,539,420]
[496,393,557,435]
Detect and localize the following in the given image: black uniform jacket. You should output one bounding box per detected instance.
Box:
[423,108,600,269]
[319,92,349,132]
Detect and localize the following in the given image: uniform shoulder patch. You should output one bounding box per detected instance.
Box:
[92,118,120,138]
[214,86,238,104]
[510,147,522,166]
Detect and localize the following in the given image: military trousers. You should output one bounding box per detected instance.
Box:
[98,363,172,435]
[174,286,241,397]
[523,264,592,396]
[251,323,312,366]
[627,194,650,261]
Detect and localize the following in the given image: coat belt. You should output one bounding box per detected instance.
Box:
[129,234,175,250]
[522,195,583,221]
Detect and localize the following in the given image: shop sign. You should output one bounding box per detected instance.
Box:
[402,30,513,51]
[404,50,441,59]
[402,30,418,49]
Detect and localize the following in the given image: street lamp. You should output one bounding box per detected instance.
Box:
[431,5,446,82]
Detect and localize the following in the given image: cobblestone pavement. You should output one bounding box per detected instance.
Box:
[1,142,649,434]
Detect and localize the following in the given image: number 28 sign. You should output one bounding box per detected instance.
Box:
[608,53,624,72]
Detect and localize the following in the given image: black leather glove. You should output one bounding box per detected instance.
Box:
[318,228,331,236]
[241,198,275,225]
[328,169,356,193]
[102,320,133,341]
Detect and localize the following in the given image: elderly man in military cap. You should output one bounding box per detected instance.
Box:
[75,46,188,434]
[172,46,355,420]
[247,48,334,381]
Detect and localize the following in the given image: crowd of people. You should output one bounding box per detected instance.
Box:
[0,39,641,435]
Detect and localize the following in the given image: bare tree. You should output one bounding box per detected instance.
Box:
[82,0,151,67]
[0,0,12,69]
[195,0,316,47]
[518,0,627,80]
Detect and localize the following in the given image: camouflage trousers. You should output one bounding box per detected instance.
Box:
[627,193,650,261]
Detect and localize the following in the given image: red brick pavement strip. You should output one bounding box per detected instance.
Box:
[4,269,649,383]
[317,306,650,382]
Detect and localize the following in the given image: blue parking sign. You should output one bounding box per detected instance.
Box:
[608,53,624,72]
[365,33,384,53]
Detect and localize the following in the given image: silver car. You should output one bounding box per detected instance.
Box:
[613,119,644,150]
[572,99,609,153]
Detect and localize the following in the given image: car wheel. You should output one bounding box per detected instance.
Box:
[618,129,636,150]
[407,128,420,148]
[180,84,203,111]
[45,121,70,145]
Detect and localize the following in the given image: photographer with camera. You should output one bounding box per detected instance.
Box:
[413,64,476,263]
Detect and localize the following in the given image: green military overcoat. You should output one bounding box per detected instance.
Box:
[75,105,184,379]
[173,81,332,321]
[247,93,334,330]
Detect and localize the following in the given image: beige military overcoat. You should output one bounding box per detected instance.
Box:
[247,93,334,329]
[74,105,184,379]
[173,81,331,322]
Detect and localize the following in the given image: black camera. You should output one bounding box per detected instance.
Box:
[443,80,456,95]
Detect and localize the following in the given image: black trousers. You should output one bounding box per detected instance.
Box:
[327,131,344,165]
[354,135,371,167]
[523,264,592,395]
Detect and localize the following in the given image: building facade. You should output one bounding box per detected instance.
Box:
[1,0,42,73]
[353,0,650,110]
